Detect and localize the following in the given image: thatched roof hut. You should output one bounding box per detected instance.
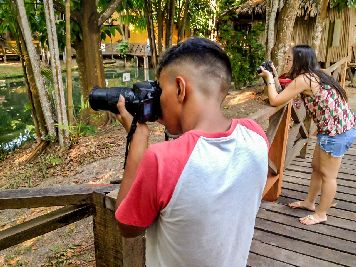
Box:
[229,0,356,65]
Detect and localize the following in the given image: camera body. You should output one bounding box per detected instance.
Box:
[89,80,162,123]
[256,60,275,77]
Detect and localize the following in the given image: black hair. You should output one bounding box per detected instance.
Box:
[288,44,347,101]
[156,37,232,91]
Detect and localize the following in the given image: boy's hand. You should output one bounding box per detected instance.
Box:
[116,95,134,133]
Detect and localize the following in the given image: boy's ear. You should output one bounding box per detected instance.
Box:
[176,76,186,103]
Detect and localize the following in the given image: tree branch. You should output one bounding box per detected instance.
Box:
[53,0,80,22]
[98,0,123,26]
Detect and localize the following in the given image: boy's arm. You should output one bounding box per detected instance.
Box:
[115,124,149,237]
[115,95,149,237]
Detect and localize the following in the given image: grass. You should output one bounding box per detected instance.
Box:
[0,63,24,79]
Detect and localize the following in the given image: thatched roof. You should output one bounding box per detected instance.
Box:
[235,0,319,18]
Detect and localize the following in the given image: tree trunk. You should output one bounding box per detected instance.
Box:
[44,0,69,147]
[165,0,176,48]
[312,0,329,57]
[17,40,42,142]
[265,0,279,60]
[144,0,158,68]
[271,0,299,75]
[178,0,189,42]
[65,0,75,126]
[157,0,163,54]
[15,0,56,138]
[18,33,48,138]
[73,0,105,124]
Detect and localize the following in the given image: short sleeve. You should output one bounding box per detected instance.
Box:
[115,148,160,227]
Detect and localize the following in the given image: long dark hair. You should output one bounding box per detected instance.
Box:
[288,45,348,101]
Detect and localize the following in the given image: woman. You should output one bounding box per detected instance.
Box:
[259,45,356,225]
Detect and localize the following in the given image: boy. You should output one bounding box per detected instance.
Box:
[115,37,268,267]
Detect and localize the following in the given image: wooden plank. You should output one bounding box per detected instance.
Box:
[252,229,356,266]
[0,184,117,210]
[283,182,356,204]
[258,204,356,241]
[0,205,92,250]
[286,165,356,181]
[248,104,285,126]
[254,217,356,255]
[266,106,286,143]
[249,239,340,267]
[278,196,356,221]
[290,160,356,175]
[264,102,292,201]
[92,192,145,267]
[293,157,356,170]
[284,170,356,187]
[261,201,356,234]
[247,251,294,267]
[285,138,308,167]
[281,188,356,212]
[284,177,356,196]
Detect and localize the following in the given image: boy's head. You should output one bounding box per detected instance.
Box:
[156,37,232,135]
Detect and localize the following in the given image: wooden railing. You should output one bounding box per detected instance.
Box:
[0,100,312,266]
[0,51,349,267]
[249,100,309,201]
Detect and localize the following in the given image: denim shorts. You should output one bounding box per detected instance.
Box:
[317,127,356,157]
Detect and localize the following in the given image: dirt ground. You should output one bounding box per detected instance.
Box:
[0,86,267,266]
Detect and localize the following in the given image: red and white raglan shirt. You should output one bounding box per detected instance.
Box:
[115,119,269,267]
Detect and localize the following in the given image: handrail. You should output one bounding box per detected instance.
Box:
[0,100,311,266]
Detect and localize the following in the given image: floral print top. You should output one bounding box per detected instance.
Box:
[302,84,356,136]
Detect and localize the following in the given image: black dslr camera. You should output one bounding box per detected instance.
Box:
[256,60,275,77]
[89,80,162,123]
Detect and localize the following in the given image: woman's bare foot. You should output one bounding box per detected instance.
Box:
[288,200,315,211]
[299,214,327,225]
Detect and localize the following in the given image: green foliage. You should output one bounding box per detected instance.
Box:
[116,40,129,56]
[331,0,356,9]
[219,22,265,89]
[187,0,215,37]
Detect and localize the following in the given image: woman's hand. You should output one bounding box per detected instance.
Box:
[258,66,274,83]
[270,62,278,78]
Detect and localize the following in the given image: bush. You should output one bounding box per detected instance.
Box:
[219,22,265,89]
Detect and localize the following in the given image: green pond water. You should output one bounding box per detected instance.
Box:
[0,67,154,153]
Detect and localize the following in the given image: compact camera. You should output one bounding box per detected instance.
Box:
[89,80,162,123]
[256,60,275,77]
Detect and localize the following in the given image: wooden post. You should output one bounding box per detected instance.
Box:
[263,102,292,201]
[340,61,347,88]
[92,192,145,267]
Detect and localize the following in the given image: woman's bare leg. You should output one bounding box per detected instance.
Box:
[289,146,322,211]
[300,145,342,225]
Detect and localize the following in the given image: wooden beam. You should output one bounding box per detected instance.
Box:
[325,57,348,74]
[92,192,145,267]
[0,184,117,210]
[266,106,287,144]
[0,205,92,250]
[248,104,285,125]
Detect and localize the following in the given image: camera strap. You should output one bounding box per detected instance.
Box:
[123,114,139,169]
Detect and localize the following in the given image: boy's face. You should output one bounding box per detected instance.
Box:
[157,67,183,135]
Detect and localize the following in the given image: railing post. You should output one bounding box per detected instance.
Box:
[92,192,145,267]
[263,102,292,201]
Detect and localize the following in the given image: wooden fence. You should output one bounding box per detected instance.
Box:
[0,57,348,266]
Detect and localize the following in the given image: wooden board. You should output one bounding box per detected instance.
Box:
[248,142,356,266]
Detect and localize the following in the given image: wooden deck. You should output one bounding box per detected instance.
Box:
[248,140,356,266]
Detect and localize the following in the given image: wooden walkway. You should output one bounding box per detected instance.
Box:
[248,140,356,266]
